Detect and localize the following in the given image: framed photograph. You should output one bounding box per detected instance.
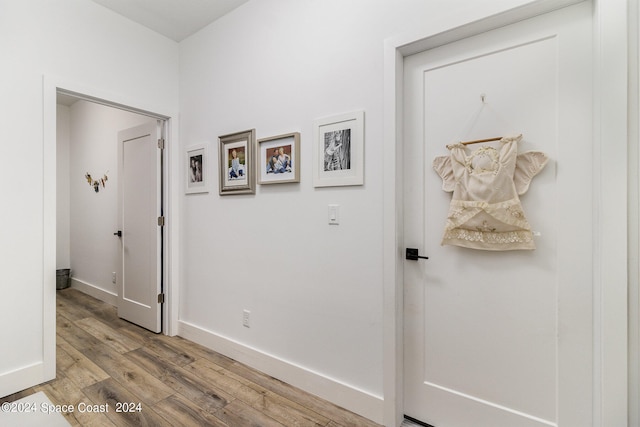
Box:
[219,129,256,195]
[185,144,209,194]
[258,132,300,185]
[313,110,364,187]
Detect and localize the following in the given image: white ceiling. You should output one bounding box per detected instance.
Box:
[90,0,250,42]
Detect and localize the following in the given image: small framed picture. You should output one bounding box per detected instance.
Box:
[185,144,209,194]
[219,129,256,195]
[258,132,300,185]
[313,110,364,187]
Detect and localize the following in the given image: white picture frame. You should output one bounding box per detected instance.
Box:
[185,144,209,194]
[313,110,364,187]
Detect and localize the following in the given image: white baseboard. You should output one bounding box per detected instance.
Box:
[69,278,117,306]
[178,320,383,424]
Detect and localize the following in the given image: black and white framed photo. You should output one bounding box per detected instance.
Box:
[219,129,256,195]
[313,110,364,187]
[185,144,209,194]
[258,132,300,185]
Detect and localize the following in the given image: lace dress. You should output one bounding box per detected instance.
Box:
[432,135,548,250]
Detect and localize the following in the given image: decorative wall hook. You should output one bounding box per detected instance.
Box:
[85,171,109,193]
[481,93,487,104]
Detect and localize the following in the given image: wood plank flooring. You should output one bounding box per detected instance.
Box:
[1,288,382,427]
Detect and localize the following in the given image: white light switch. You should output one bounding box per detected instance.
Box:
[328,204,339,225]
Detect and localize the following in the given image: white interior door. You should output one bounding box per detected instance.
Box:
[117,121,162,333]
[403,3,593,426]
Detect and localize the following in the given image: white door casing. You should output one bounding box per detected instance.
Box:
[403,3,592,426]
[15,77,179,404]
[117,121,163,333]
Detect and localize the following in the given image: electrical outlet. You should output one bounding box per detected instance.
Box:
[243,309,251,328]
[112,272,116,284]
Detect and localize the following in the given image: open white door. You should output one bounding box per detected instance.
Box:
[117,121,162,333]
[403,3,593,426]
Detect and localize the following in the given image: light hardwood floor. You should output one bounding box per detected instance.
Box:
[1,288,381,427]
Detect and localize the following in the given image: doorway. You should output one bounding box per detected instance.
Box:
[56,91,168,333]
[402,3,592,425]
[382,1,629,426]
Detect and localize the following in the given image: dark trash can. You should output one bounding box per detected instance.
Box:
[56,269,70,290]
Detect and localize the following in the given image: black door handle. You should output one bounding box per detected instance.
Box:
[406,248,428,261]
[114,230,122,237]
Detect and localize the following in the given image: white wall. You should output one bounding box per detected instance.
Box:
[0,0,178,397]
[67,100,154,300]
[5,0,624,424]
[178,0,538,421]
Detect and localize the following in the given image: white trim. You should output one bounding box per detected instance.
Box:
[164,115,180,336]
[382,1,628,426]
[592,1,629,426]
[69,278,118,307]
[382,38,404,427]
[387,0,585,57]
[628,2,639,426]
[42,76,57,383]
[43,75,181,338]
[178,320,384,424]
[0,363,47,398]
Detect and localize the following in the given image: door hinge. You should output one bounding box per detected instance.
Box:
[158,138,165,150]
[158,216,165,226]
[158,293,165,304]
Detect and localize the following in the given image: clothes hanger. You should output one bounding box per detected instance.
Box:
[460,136,503,145]
[455,94,506,145]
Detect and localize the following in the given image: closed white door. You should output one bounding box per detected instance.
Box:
[117,121,162,333]
[403,3,593,426]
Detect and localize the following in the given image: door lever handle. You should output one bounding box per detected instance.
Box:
[114,230,122,237]
[406,248,428,261]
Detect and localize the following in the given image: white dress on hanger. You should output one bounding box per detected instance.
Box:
[432,134,548,251]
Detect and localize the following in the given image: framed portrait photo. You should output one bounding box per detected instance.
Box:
[185,144,209,194]
[258,132,300,185]
[219,129,256,195]
[313,110,364,187]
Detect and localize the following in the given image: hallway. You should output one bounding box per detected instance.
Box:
[1,289,380,426]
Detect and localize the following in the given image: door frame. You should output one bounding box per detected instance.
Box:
[382,1,629,426]
[43,77,181,342]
